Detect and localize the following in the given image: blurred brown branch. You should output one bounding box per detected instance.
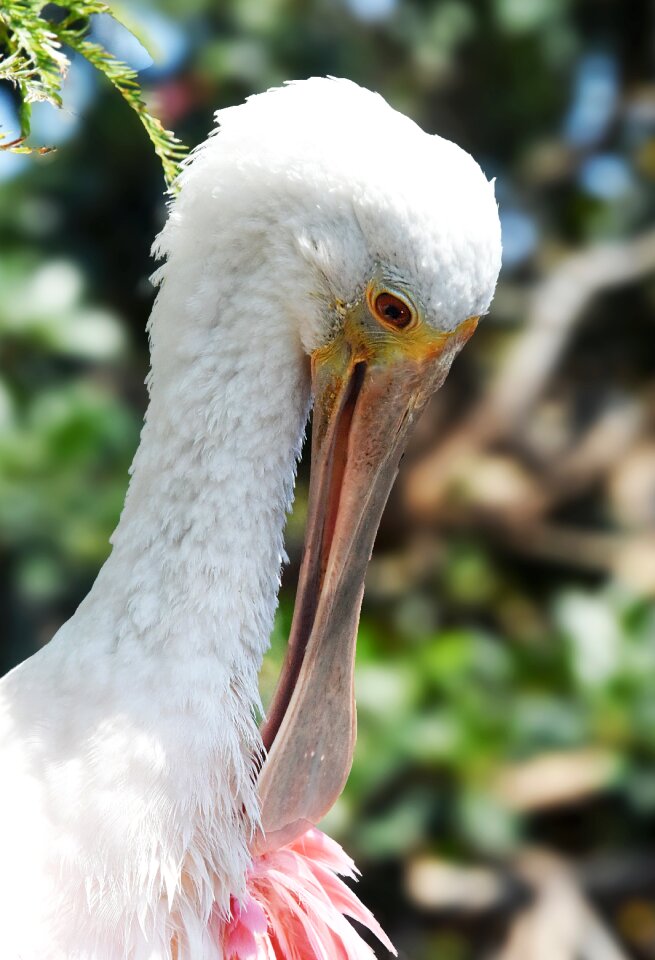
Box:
[403,228,655,590]
[493,850,630,960]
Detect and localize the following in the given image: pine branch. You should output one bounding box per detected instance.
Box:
[0,0,187,188]
[0,0,69,128]
[58,24,187,189]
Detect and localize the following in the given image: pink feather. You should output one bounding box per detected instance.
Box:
[220,829,397,959]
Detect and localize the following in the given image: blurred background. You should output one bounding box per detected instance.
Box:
[1,1,655,957]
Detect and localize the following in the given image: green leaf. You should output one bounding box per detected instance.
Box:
[0,0,187,185]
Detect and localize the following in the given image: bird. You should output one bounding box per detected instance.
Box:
[0,77,501,960]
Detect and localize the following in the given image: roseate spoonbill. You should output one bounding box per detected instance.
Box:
[0,78,501,959]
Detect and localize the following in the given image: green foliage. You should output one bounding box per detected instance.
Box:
[263,587,654,864]
[0,254,139,622]
[0,0,186,185]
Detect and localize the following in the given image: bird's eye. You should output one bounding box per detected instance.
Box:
[373,291,414,330]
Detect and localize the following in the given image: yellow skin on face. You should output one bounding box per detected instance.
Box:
[311,277,479,441]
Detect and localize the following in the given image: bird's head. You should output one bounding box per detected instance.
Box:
[168,78,502,854]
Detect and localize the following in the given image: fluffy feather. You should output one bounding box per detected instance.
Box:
[0,77,501,959]
[221,828,396,960]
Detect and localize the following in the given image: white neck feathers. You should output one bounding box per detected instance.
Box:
[56,218,313,942]
[105,253,310,673]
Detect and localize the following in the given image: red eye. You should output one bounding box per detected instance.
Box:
[373,292,413,330]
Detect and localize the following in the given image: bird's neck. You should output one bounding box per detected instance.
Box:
[51,248,313,922]
[91,256,311,684]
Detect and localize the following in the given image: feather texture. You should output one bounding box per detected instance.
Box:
[0,77,501,959]
[222,829,396,960]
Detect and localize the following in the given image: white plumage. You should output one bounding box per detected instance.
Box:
[0,78,501,960]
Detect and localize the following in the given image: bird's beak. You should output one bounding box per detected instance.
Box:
[255,296,478,854]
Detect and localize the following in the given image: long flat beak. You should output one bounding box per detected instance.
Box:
[255,299,477,854]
